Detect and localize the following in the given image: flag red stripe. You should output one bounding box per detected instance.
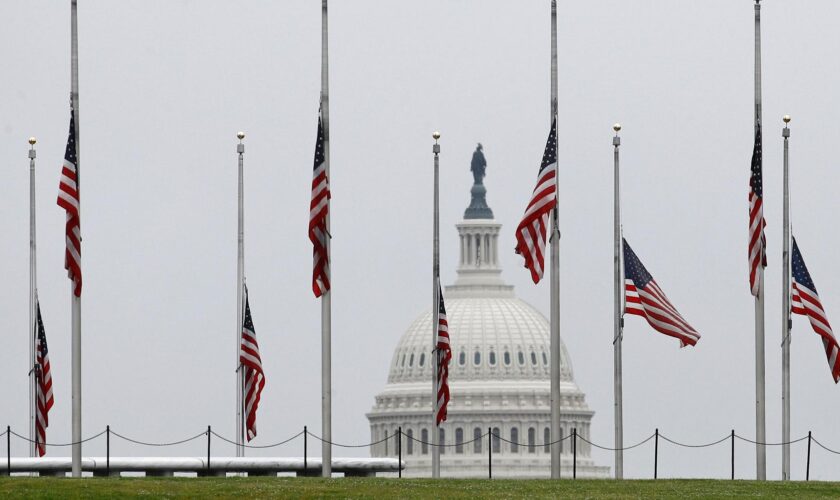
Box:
[624,274,700,347]
[791,280,840,383]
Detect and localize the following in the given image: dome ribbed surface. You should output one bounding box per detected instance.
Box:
[388,294,574,384]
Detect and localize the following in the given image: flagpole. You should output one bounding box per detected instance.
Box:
[612,123,623,480]
[320,0,332,478]
[29,137,38,459]
[548,0,562,480]
[236,131,245,458]
[753,0,766,480]
[781,115,791,480]
[70,0,83,478]
[431,131,441,479]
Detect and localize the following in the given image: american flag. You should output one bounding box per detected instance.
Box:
[435,285,451,425]
[790,237,840,383]
[56,109,82,297]
[34,296,54,457]
[623,238,700,347]
[748,122,766,296]
[515,119,557,284]
[309,111,331,297]
[240,285,265,440]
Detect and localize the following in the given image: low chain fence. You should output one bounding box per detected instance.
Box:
[2,424,838,480]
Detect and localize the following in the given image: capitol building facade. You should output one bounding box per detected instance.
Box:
[366,153,609,478]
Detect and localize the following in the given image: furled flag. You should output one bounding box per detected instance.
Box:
[748,122,766,296]
[309,110,331,297]
[56,109,82,297]
[34,296,54,457]
[240,284,265,440]
[623,238,700,347]
[435,285,452,425]
[790,237,840,383]
[515,119,557,284]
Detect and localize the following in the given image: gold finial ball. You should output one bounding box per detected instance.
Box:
[28,137,37,145]
[613,123,621,132]
[783,115,791,124]
[237,131,245,140]
[432,131,441,141]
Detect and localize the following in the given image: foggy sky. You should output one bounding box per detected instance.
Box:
[2,0,840,480]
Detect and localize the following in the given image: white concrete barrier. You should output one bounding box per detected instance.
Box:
[1,457,403,477]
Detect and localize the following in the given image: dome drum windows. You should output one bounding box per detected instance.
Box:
[543,427,551,453]
[504,351,511,366]
[517,351,525,366]
[489,351,497,366]
[528,427,536,453]
[459,351,466,366]
[530,352,538,366]
[473,351,481,366]
[510,427,519,453]
[407,429,414,455]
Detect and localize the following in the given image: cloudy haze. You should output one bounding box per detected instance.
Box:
[2,0,840,480]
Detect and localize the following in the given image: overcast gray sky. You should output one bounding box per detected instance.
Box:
[2,0,840,480]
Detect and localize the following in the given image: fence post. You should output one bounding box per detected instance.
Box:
[206,425,211,474]
[488,427,492,479]
[730,429,735,480]
[385,430,389,456]
[654,428,659,479]
[6,425,10,477]
[806,431,812,481]
[106,425,110,476]
[398,426,402,478]
[303,426,308,476]
[573,428,577,479]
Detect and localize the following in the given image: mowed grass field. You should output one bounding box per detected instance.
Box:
[2,477,840,499]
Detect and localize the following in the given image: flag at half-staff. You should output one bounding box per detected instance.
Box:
[240,285,265,440]
[515,119,557,284]
[435,285,451,425]
[790,238,840,382]
[310,110,331,297]
[34,296,54,457]
[623,238,700,347]
[57,109,82,297]
[748,122,766,296]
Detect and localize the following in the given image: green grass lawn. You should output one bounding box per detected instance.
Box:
[0,477,840,499]
[1,477,839,499]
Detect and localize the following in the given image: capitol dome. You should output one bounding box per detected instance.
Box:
[367,151,608,478]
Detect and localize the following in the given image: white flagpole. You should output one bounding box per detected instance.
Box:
[781,115,791,480]
[753,0,766,480]
[70,0,83,478]
[612,123,623,480]
[29,137,38,459]
[236,131,245,458]
[431,131,441,478]
[320,0,332,478]
[548,0,562,480]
